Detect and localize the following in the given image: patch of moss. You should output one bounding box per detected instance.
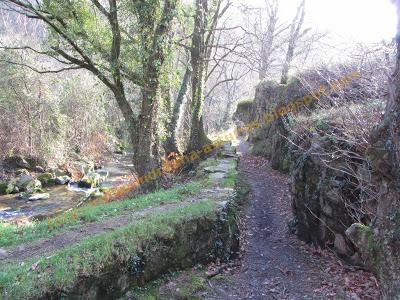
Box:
[37,173,56,187]
[281,157,291,173]
[0,181,14,195]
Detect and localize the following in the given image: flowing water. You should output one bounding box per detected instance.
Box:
[0,154,135,223]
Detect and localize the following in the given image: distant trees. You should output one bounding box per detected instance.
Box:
[165,0,238,153]
[0,51,118,162]
[240,0,325,83]
[240,0,286,80]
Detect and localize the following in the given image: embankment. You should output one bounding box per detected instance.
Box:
[0,145,249,299]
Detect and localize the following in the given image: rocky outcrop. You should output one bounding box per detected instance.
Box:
[233,100,253,125]
[345,123,400,298]
[289,139,360,257]
[238,79,309,173]
[239,78,375,256]
[251,118,293,173]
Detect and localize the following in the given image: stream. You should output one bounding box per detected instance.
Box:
[0,154,135,223]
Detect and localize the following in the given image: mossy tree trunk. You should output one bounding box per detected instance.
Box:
[133,0,179,191]
[187,0,217,152]
[164,67,192,154]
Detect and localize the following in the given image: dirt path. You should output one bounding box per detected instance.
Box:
[205,141,380,300]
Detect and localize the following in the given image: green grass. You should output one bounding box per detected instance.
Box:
[222,160,239,188]
[0,180,209,249]
[0,201,218,300]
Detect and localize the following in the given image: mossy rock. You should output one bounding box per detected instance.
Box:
[78,172,101,188]
[37,173,56,187]
[0,180,15,195]
[23,180,43,194]
[17,175,42,193]
[17,174,34,189]
[90,190,104,198]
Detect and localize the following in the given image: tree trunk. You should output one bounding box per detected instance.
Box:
[280,0,305,85]
[187,0,210,152]
[187,52,210,152]
[164,67,192,154]
[388,41,400,171]
[113,85,137,153]
[222,97,233,126]
[280,46,294,85]
[133,82,161,192]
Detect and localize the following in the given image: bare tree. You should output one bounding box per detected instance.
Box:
[240,0,288,80]
[280,0,307,84]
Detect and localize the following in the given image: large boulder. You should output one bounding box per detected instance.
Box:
[17,175,42,194]
[17,174,35,189]
[24,180,42,194]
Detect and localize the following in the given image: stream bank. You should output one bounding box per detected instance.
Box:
[0,153,135,223]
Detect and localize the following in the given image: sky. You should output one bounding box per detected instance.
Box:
[247,0,397,44]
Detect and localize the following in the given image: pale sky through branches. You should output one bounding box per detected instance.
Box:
[241,0,397,43]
